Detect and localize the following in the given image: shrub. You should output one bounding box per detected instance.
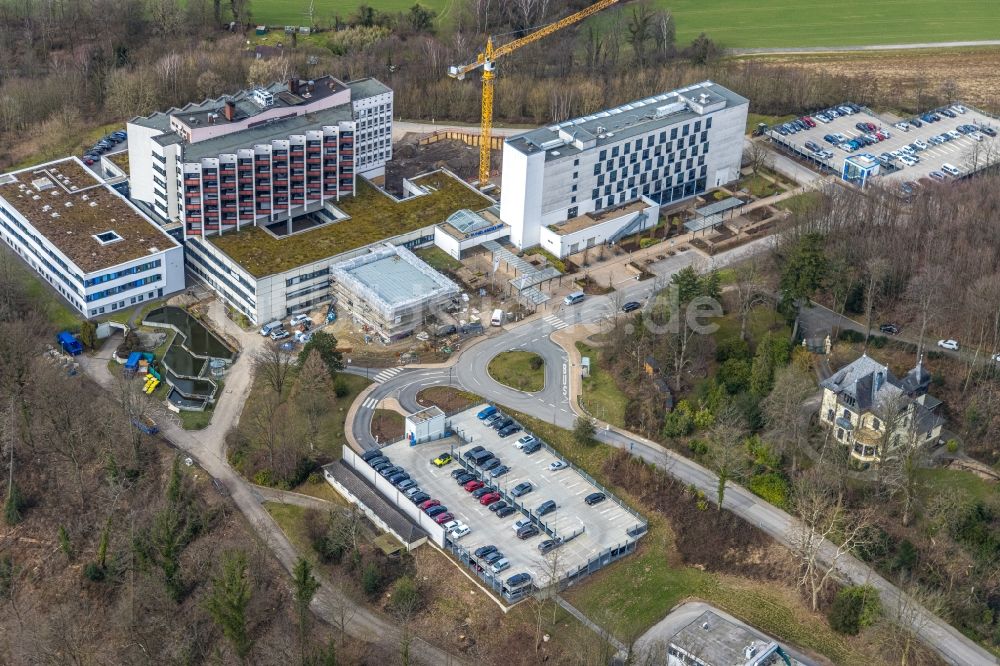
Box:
[747,472,790,508]
[946,439,959,453]
[390,575,422,614]
[362,562,382,596]
[716,338,751,363]
[828,585,882,635]
[837,329,865,343]
[639,237,660,249]
[692,408,715,430]
[663,402,694,438]
[83,562,105,582]
[870,335,887,348]
[529,355,544,371]
[688,439,708,456]
[573,417,597,447]
[718,358,751,394]
[252,469,274,487]
[333,377,350,398]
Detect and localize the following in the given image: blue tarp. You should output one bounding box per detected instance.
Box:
[125,352,142,370]
[57,331,83,356]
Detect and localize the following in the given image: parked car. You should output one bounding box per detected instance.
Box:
[929,171,947,182]
[432,452,453,467]
[513,517,532,532]
[387,472,410,485]
[495,506,517,518]
[992,353,1000,364]
[538,539,561,554]
[488,499,507,512]
[584,492,607,506]
[491,417,514,431]
[404,487,424,499]
[474,544,497,559]
[434,512,455,525]
[450,524,471,539]
[455,472,476,485]
[378,466,402,478]
[515,435,538,450]
[452,468,471,479]
[511,482,534,498]
[506,572,532,588]
[426,505,448,518]
[497,424,522,438]
[464,480,485,492]
[536,500,557,516]
[435,324,457,337]
[472,486,493,499]
[477,406,498,420]
[522,440,542,454]
[483,551,504,565]
[461,322,485,335]
[464,445,485,459]
[937,339,959,351]
[490,558,511,574]
[489,465,510,478]
[941,163,962,177]
[419,499,440,511]
[909,118,922,128]
[361,449,384,462]
[879,323,900,335]
[409,492,430,504]
[481,457,502,471]
[288,314,310,327]
[270,328,290,341]
[547,460,568,471]
[516,524,540,540]
[621,301,641,313]
[479,492,502,506]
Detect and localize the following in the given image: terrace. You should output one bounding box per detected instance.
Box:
[209,172,493,277]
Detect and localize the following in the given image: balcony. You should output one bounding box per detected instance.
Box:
[183,178,199,186]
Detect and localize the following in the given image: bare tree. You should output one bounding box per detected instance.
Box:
[295,350,334,451]
[707,406,747,510]
[789,469,875,611]
[761,364,816,473]
[862,257,889,346]
[880,576,949,666]
[742,140,772,174]
[904,264,946,358]
[254,343,294,398]
[733,258,771,341]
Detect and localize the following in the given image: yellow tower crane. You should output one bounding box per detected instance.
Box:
[448,0,621,187]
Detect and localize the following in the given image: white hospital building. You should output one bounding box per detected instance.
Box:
[499,81,748,257]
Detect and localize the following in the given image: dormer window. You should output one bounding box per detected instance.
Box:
[873,418,881,431]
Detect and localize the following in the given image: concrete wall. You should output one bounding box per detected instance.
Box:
[342,448,446,548]
[499,144,544,248]
[538,200,660,259]
[125,121,163,207]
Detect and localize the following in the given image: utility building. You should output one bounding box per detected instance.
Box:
[500,81,748,255]
[0,158,184,319]
[330,243,460,342]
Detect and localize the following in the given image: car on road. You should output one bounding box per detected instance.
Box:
[489,465,510,478]
[477,405,498,420]
[495,505,517,518]
[432,452,453,467]
[515,435,537,450]
[464,480,485,492]
[474,544,497,559]
[547,460,568,471]
[879,324,900,335]
[584,492,607,506]
[516,524,540,540]
[511,482,534,498]
[538,539,560,554]
[450,524,471,539]
[479,492,502,506]
[937,339,960,351]
[621,301,641,313]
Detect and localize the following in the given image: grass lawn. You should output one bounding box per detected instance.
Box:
[746,113,796,134]
[415,246,463,273]
[371,408,404,444]
[740,173,784,199]
[917,468,997,505]
[487,350,545,392]
[264,502,319,563]
[576,341,628,428]
[289,479,349,505]
[9,121,121,171]
[585,1,1000,49]
[776,191,826,215]
[415,385,482,413]
[713,307,789,350]
[211,173,491,277]
[179,408,213,430]
[1,245,81,332]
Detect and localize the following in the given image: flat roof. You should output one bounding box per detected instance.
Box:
[334,244,458,314]
[209,171,493,277]
[671,610,775,664]
[408,406,444,424]
[180,104,352,161]
[506,81,748,161]
[0,158,178,274]
[324,460,427,545]
[694,196,744,217]
[548,200,649,236]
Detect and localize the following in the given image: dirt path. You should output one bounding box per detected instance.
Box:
[729,40,1000,55]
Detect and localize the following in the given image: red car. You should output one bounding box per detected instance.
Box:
[434,512,455,525]
[800,116,816,128]
[464,480,485,492]
[479,492,501,506]
[419,499,440,511]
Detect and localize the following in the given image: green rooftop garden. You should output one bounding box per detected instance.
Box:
[209,173,492,277]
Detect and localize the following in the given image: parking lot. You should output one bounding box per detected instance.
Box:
[376,404,645,597]
[769,103,1000,187]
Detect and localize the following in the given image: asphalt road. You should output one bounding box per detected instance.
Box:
[353,240,997,666]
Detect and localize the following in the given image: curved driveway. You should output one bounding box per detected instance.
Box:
[349,236,996,666]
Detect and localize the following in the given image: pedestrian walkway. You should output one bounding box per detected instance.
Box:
[372,366,403,383]
[542,314,568,330]
[361,396,380,409]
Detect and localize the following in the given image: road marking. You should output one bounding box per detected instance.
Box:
[373,366,403,383]
[543,315,568,330]
[362,397,378,409]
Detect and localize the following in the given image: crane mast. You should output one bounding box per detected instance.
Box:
[449,0,621,186]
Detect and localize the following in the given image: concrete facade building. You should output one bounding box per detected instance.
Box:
[819,354,944,465]
[500,81,748,253]
[127,75,392,233]
[0,158,184,318]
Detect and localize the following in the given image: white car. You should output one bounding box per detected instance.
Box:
[289,314,310,327]
[952,104,967,114]
[442,519,461,531]
[894,122,910,132]
[513,517,531,532]
[947,130,962,140]
[450,525,471,539]
[970,132,984,142]
[515,435,537,450]
[913,139,928,150]
[937,339,960,351]
[548,460,568,471]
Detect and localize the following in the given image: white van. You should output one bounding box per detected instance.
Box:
[491,309,504,327]
[941,163,962,177]
[564,291,585,305]
[259,320,283,336]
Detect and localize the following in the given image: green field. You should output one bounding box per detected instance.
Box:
[250,0,451,26]
[251,0,1000,49]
